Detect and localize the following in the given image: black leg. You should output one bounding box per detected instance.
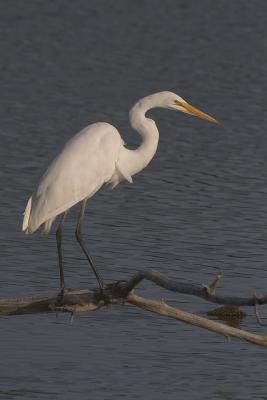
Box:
[75,199,105,290]
[56,211,68,293]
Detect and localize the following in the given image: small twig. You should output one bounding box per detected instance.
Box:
[203,271,223,295]
[70,312,75,324]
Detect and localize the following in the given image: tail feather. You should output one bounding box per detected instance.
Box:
[22,196,32,233]
[40,217,55,234]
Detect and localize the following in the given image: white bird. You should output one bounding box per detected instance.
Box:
[22,91,217,295]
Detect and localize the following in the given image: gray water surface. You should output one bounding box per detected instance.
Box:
[1,1,267,399]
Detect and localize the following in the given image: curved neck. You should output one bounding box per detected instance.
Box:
[124,97,160,176]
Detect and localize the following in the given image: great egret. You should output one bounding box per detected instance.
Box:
[22,91,217,294]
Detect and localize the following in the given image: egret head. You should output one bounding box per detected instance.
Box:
[130,91,218,127]
[165,92,218,124]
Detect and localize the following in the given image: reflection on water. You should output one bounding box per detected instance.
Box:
[0,1,267,399]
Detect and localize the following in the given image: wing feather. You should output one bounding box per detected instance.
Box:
[24,123,123,233]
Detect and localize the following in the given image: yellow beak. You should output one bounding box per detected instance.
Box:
[179,101,218,124]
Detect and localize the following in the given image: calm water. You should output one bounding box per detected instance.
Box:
[0,1,267,399]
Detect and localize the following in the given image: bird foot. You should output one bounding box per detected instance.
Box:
[97,285,112,304]
[98,280,129,303]
[56,289,65,306]
[56,287,72,306]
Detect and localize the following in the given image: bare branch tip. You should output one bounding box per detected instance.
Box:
[204,270,224,295]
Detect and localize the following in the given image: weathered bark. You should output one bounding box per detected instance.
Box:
[1,269,267,347]
[123,269,267,306]
[128,293,267,347]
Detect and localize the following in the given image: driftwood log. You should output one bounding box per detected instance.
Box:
[1,269,267,347]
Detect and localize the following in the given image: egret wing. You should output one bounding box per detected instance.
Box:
[25,123,123,233]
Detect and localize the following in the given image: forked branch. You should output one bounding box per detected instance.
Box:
[0,269,267,347]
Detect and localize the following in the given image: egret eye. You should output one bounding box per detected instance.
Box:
[174,100,183,106]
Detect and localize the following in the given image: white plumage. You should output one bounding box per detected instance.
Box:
[23,123,124,233]
[22,91,217,292]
